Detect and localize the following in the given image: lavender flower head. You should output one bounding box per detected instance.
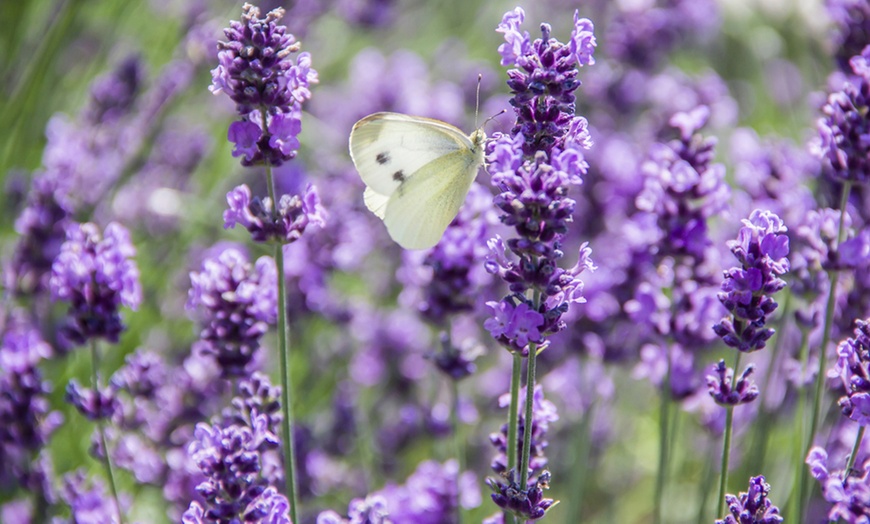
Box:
[814,45,870,184]
[635,106,729,262]
[56,470,125,524]
[181,412,289,523]
[713,209,789,353]
[373,459,479,524]
[715,475,783,524]
[8,175,71,297]
[0,315,62,491]
[224,183,326,244]
[49,221,142,346]
[827,0,870,72]
[832,319,870,425]
[211,3,318,166]
[486,7,597,305]
[707,360,760,407]
[807,446,870,522]
[316,495,391,524]
[187,248,277,377]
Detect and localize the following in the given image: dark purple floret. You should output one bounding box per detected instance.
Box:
[110,349,167,399]
[432,334,479,381]
[8,175,72,297]
[635,106,729,263]
[715,475,783,524]
[210,3,318,166]
[807,446,870,521]
[224,183,326,244]
[64,379,119,421]
[226,372,283,434]
[827,0,870,72]
[0,315,62,492]
[314,495,391,524]
[49,222,142,347]
[187,248,277,378]
[56,470,124,524]
[85,54,144,125]
[706,360,759,407]
[713,209,789,353]
[832,319,870,425]
[815,46,870,184]
[182,413,285,523]
[487,470,554,521]
[373,459,476,524]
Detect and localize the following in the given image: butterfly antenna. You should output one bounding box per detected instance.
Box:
[482,109,508,130]
[474,74,482,129]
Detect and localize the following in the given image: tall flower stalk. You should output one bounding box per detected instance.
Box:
[50,221,143,523]
[484,7,595,521]
[709,209,789,517]
[800,44,870,520]
[211,4,323,521]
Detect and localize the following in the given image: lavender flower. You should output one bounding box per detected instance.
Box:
[832,319,870,425]
[827,0,870,72]
[7,176,71,297]
[56,470,124,524]
[181,413,288,523]
[316,495,391,524]
[707,360,760,407]
[713,209,789,353]
[224,183,326,244]
[49,222,142,346]
[187,247,277,377]
[0,315,61,492]
[715,475,783,524]
[815,46,870,184]
[211,3,318,166]
[807,446,870,521]
[64,380,119,421]
[635,106,729,263]
[487,470,554,521]
[373,459,479,524]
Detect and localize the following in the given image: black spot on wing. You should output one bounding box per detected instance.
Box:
[376,152,390,165]
[392,170,405,182]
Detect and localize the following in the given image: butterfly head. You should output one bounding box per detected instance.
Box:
[470,128,487,151]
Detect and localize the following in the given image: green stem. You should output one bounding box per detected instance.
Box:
[749,294,791,476]
[518,341,538,489]
[507,353,523,476]
[793,327,811,524]
[827,426,867,524]
[267,165,299,523]
[846,425,866,477]
[696,439,716,523]
[505,352,522,524]
[90,340,124,524]
[804,180,852,518]
[568,403,594,519]
[653,346,672,524]
[716,407,735,518]
[451,379,464,524]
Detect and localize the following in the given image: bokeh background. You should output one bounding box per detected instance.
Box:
[0,0,861,522]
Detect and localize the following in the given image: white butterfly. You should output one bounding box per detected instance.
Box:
[349,112,486,250]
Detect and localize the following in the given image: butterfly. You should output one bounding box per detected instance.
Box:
[348,112,486,250]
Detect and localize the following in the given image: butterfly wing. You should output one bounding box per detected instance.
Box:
[382,148,482,250]
[349,112,472,196]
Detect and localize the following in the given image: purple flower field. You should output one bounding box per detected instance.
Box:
[1,0,870,522]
